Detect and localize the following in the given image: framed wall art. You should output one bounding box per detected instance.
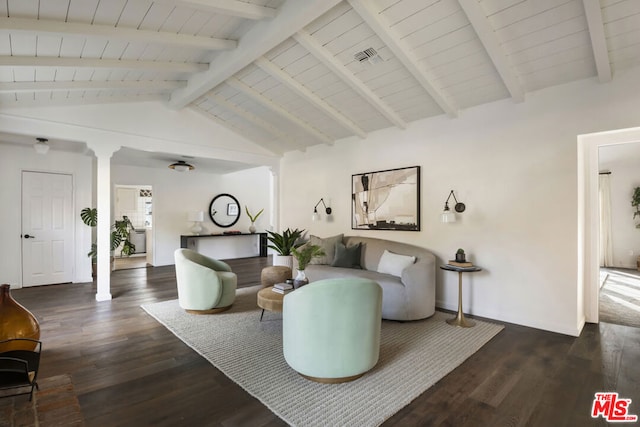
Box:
[352,166,420,231]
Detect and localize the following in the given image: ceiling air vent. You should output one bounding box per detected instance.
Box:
[354,47,383,65]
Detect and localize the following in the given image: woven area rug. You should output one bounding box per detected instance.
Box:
[142,286,503,427]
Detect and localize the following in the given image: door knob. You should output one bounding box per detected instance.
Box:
[23,234,35,239]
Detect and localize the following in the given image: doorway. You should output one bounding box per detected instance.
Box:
[21,171,73,286]
[597,142,640,327]
[579,126,640,325]
[113,184,153,271]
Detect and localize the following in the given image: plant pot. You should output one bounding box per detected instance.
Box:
[273,255,293,269]
[0,284,40,352]
[293,269,309,289]
[455,253,466,262]
[249,223,256,234]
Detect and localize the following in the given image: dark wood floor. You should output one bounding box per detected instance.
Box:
[7,257,640,426]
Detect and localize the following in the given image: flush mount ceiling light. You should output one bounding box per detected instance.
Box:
[34,137,50,155]
[168,160,194,172]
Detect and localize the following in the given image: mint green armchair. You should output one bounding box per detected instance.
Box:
[283,278,382,383]
[174,249,237,314]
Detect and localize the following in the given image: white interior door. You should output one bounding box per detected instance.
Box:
[22,171,73,287]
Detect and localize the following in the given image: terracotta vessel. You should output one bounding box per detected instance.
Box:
[0,284,40,352]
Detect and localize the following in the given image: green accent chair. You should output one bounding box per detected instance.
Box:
[283,278,382,383]
[174,249,237,314]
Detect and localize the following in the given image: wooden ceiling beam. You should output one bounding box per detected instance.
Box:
[293,30,407,129]
[458,0,525,102]
[151,0,277,20]
[255,57,367,139]
[169,0,341,109]
[582,0,612,83]
[226,77,332,145]
[0,80,185,93]
[1,94,167,108]
[348,0,457,117]
[0,56,207,73]
[0,17,236,51]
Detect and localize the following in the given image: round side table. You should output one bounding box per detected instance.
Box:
[260,266,292,288]
[257,286,285,321]
[440,264,482,328]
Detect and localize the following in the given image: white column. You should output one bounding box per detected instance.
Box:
[87,141,121,302]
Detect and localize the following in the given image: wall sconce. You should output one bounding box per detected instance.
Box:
[441,190,465,223]
[34,137,50,155]
[169,160,194,172]
[312,198,332,221]
[187,211,204,234]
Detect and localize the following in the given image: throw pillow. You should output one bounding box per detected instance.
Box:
[309,234,343,265]
[331,242,362,269]
[377,250,416,277]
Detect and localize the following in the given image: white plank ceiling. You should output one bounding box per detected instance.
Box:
[1,0,639,156]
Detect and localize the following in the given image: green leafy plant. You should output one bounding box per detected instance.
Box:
[266,228,304,255]
[80,207,136,260]
[456,248,465,255]
[632,187,640,227]
[245,206,264,223]
[292,244,325,270]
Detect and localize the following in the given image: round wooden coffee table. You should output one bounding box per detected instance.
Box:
[257,286,284,321]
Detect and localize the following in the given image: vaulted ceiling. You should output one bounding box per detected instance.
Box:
[1,0,638,156]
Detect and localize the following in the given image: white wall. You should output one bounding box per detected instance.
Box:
[280,67,640,336]
[220,167,273,233]
[599,159,640,268]
[112,163,272,266]
[0,144,93,287]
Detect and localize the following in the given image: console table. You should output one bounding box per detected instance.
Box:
[180,233,268,258]
[440,264,482,328]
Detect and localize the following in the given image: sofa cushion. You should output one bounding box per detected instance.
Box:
[377,250,416,277]
[308,234,343,265]
[331,242,362,269]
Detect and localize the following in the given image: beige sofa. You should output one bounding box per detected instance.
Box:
[300,235,436,321]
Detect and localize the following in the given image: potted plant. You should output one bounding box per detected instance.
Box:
[80,207,136,276]
[632,187,640,228]
[455,248,466,263]
[245,206,264,234]
[266,228,304,268]
[291,244,325,288]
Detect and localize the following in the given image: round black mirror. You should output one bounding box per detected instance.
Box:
[209,193,240,228]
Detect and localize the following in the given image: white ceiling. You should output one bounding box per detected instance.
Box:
[112,146,257,174]
[0,130,257,174]
[0,0,639,165]
[0,130,88,153]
